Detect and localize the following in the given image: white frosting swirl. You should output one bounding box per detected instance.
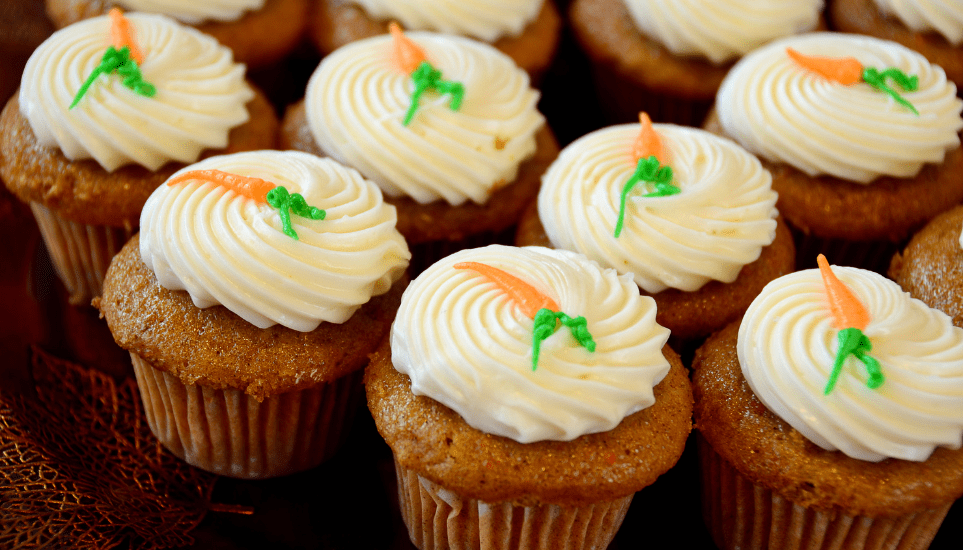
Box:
[717,32,963,184]
[139,150,411,332]
[19,12,253,172]
[115,0,265,24]
[538,123,778,294]
[873,0,963,46]
[739,265,963,462]
[350,0,543,42]
[390,245,671,443]
[305,32,545,205]
[622,0,823,65]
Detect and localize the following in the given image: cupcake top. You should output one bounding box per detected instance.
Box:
[139,150,411,332]
[304,29,545,206]
[18,10,253,172]
[739,256,963,462]
[349,0,543,43]
[622,0,823,64]
[113,0,265,24]
[537,119,778,294]
[872,0,963,46]
[717,32,963,184]
[390,245,672,444]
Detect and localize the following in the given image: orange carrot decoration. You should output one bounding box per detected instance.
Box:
[167,169,276,203]
[455,261,594,370]
[632,112,664,163]
[816,254,883,394]
[786,47,862,86]
[167,169,326,240]
[786,47,920,114]
[389,22,427,74]
[109,7,144,64]
[454,261,559,319]
[817,254,870,330]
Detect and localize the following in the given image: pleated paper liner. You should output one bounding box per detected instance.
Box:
[698,434,951,550]
[131,353,363,479]
[393,459,634,550]
[30,202,133,306]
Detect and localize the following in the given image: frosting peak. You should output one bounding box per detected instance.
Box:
[305,31,545,205]
[19,12,253,172]
[717,32,963,183]
[739,264,963,462]
[139,150,411,332]
[351,0,543,42]
[390,245,671,443]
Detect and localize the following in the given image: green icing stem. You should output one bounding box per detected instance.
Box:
[70,46,155,109]
[531,308,596,371]
[862,67,919,115]
[403,61,465,126]
[265,185,326,240]
[824,327,884,395]
[614,155,679,238]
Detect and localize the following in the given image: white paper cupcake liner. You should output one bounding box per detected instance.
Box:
[131,353,362,479]
[30,202,133,306]
[394,459,633,550]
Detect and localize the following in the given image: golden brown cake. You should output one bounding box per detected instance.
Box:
[367,245,692,548]
[516,119,794,343]
[889,203,963,328]
[709,32,963,272]
[569,0,824,125]
[45,0,309,69]
[692,260,963,550]
[830,0,963,88]
[98,150,412,478]
[0,12,278,306]
[307,0,561,83]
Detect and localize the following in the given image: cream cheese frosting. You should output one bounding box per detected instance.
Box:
[739,264,963,462]
[139,150,411,332]
[390,245,671,443]
[304,31,545,205]
[873,0,963,46]
[538,123,778,294]
[19,12,253,172]
[717,32,963,184]
[115,0,265,24]
[350,0,543,43]
[622,0,823,65]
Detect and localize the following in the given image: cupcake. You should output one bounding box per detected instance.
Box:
[516,115,795,344]
[0,10,277,306]
[96,149,411,478]
[44,0,310,69]
[282,27,557,272]
[307,0,561,82]
[710,31,963,272]
[692,256,963,550]
[830,0,963,88]
[568,0,824,125]
[365,244,692,549]
[889,203,963,327]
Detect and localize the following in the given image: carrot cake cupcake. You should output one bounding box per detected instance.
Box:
[830,0,963,88]
[711,31,963,271]
[889,204,963,328]
[517,115,794,343]
[568,0,824,125]
[693,256,963,549]
[307,0,561,82]
[282,27,557,271]
[45,0,309,68]
[366,244,692,548]
[0,10,277,306]
[98,149,411,478]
